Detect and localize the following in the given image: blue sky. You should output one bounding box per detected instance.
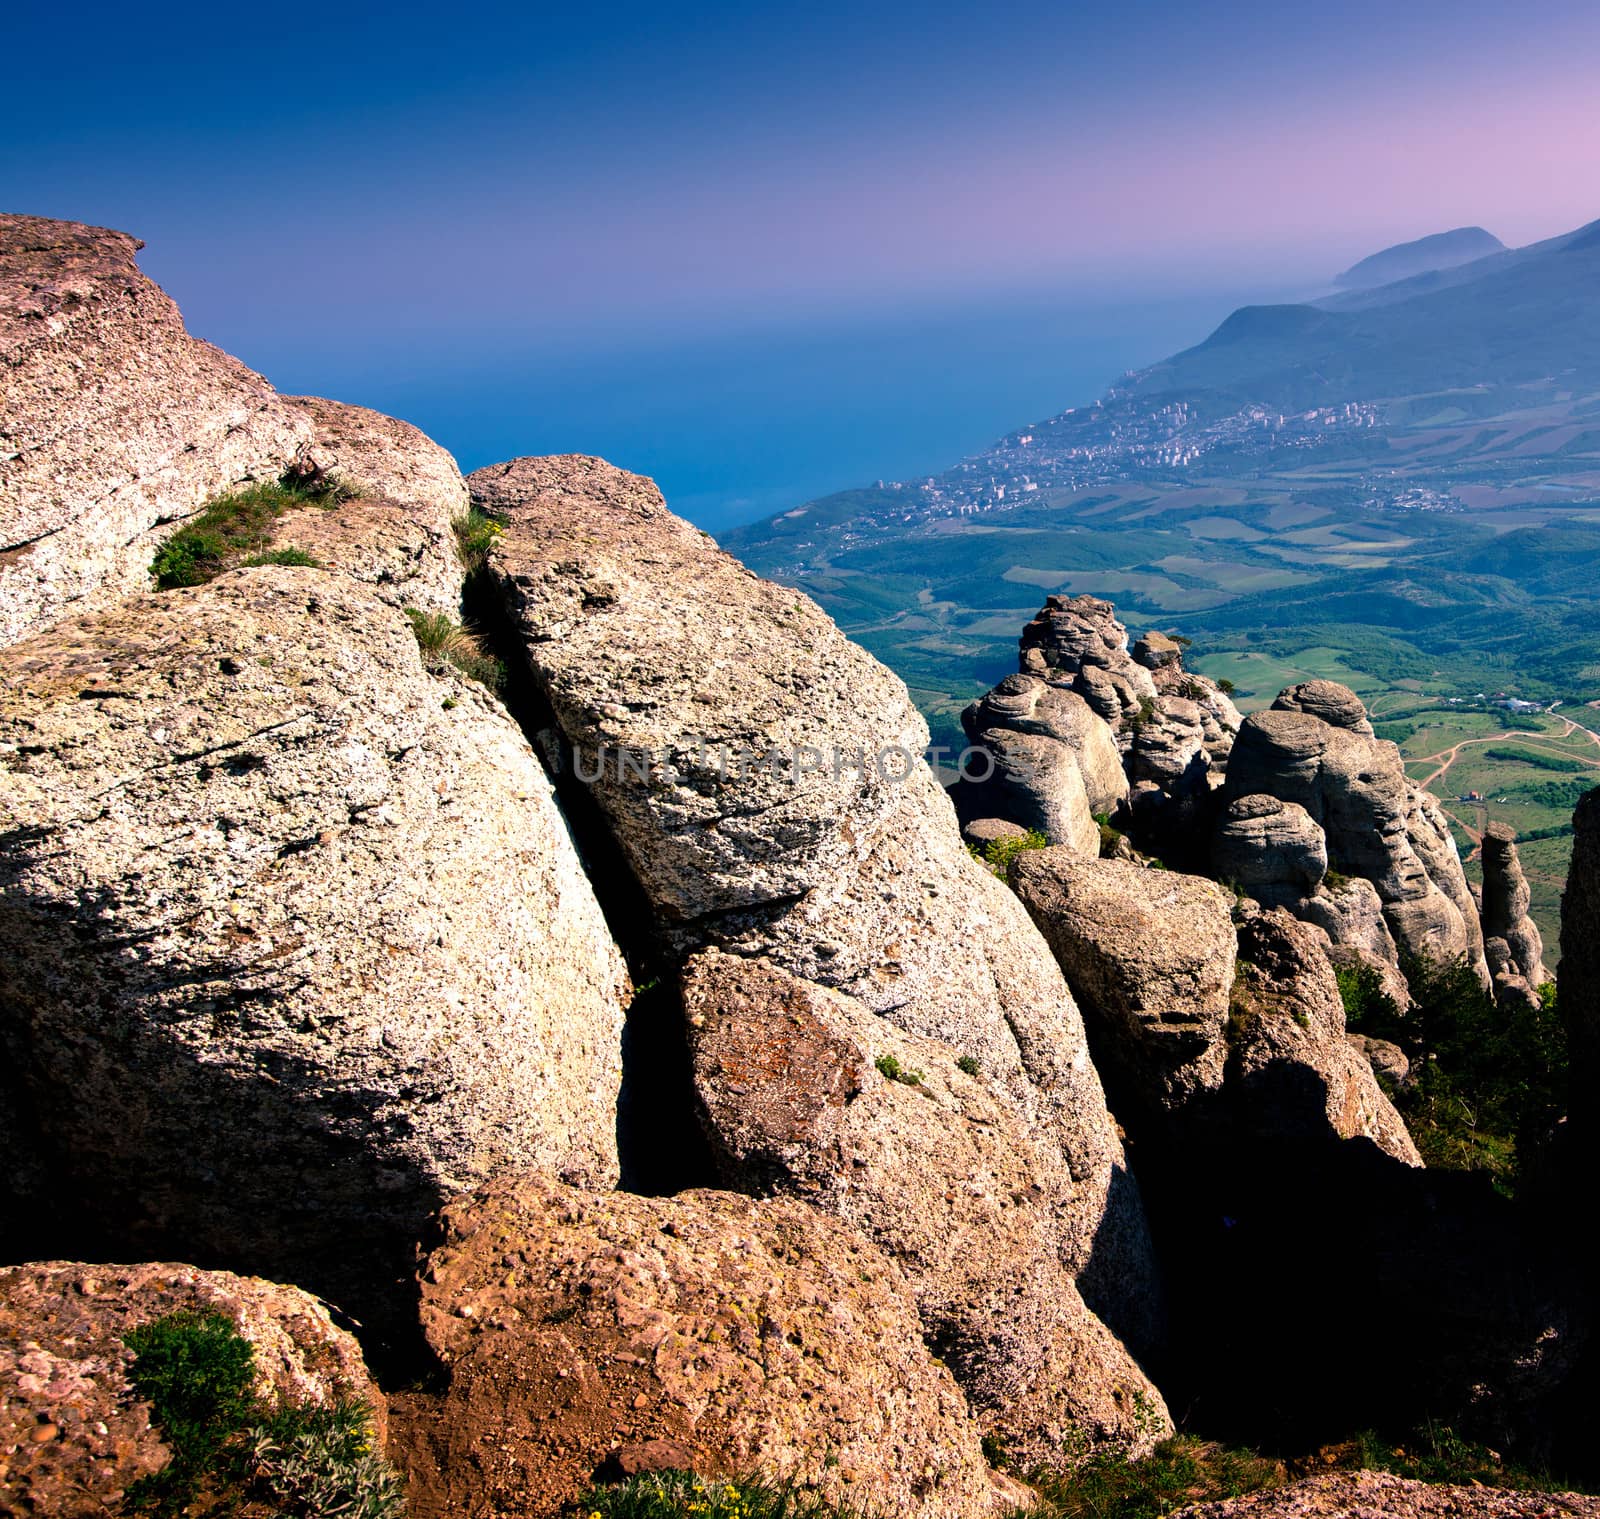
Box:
[6,1,1599,525]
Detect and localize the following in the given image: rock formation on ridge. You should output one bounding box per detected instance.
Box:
[1480,822,1552,1009]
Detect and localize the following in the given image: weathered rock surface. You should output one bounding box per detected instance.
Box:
[0,1260,382,1519]
[473,455,1160,1343]
[1019,595,1157,725]
[1228,909,1421,1163]
[1349,1033,1410,1088]
[0,214,308,645]
[1173,1470,1600,1519]
[963,725,1099,853]
[0,566,627,1315]
[1480,823,1551,1009]
[1010,853,1237,1106]
[272,395,468,616]
[961,672,1128,815]
[1225,690,1486,983]
[397,1174,1012,1519]
[1212,794,1327,901]
[961,816,1029,849]
[682,950,1171,1467]
[1270,679,1375,735]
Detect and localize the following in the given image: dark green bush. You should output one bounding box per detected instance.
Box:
[124,1310,402,1518]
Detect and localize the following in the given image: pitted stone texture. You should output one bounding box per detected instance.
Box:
[965,726,1099,853]
[0,567,627,1316]
[962,673,1128,815]
[474,455,1160,1344]
[0,214,308,645]
[273,395,469,617]
[1173,1469,1600,1519]
[1479,823,1550,1008]
[1212,794,1328,901]
[475,454,924,919]
[1010,853,1237,1107]
[1228,909,1420,1164]
[1225,691,1486,983]
[1018,595,1157,725]
[0,1261,382,1519]
[1270,680,1376,736]
[682,950,1171,1469]
[405,1174,1012,1519]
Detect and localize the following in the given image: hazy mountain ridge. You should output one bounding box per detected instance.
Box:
[1333,226,1505,290]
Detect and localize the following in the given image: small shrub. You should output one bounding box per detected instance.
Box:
[123,1310,401,1518]
[977,827,1050,878]
[1215,677,1236,694]
[1126,695,1158,734]
[1093,812,1125,857]
[1322,867,1351,892]
[956,1054,982,1077]
[453,507,504,574]
[875,1053,924,1086]
[405,608,505,689]
[1348,1421,1573,1493]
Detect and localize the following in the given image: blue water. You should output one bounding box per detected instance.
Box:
[199,278,1313,533]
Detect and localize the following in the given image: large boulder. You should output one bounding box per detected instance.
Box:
[962,725,1100,853]
[961,672,1128,815]
[0,567,628,1318]
[396,1174,1013,1519]
[1009,854,1238,1109]
[0,215,308,645]
[681,950,1172,1468]
[1212,794,1327,901]
[0,1260,383,1519]
[270,395,469,617]
[471,455,1160,1343]
[1228,908,1420,1164]
[1270,679,1375,735]
[1479,823,1551,1009]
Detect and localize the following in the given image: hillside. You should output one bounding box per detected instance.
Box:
[1333,226,1506,290]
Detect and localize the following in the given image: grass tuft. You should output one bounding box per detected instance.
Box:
[452,507,504,574]
[573,1469,866,1519]
[405,608,505,689]
[150,472,354,590]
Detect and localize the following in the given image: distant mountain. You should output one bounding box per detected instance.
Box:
[1333,226,1505,290]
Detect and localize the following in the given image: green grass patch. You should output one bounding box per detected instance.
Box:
[967,827,1050,878]
[124,1309,402,1518]
[574,1469,866,1519]
[875,1052,925,1086]
[150,474,354,590]
[452,507,504,574]
[1027,1435,1285,1519]
[405,608,505,689]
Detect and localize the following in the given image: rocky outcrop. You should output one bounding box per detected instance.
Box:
[1008,854,1238,1109]
[0,215,308,645]
[271,395,468,616]
[0,566,628,1317]
[1224,689,1487,985]
[472,454,1159,1344]
[1019,595,1157,725]
[1228,908,1420,1163]
[681,950,1171,1468]
[0,1260,382,1518]
[1173,1470,1600,1519]
[961,725,1099,853]
[1213,795,1327,902]
[396,1174,1013,1519]
[1009,854,1417,1164]
[1480,823,1551,1009]
[961,672,1128,816]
